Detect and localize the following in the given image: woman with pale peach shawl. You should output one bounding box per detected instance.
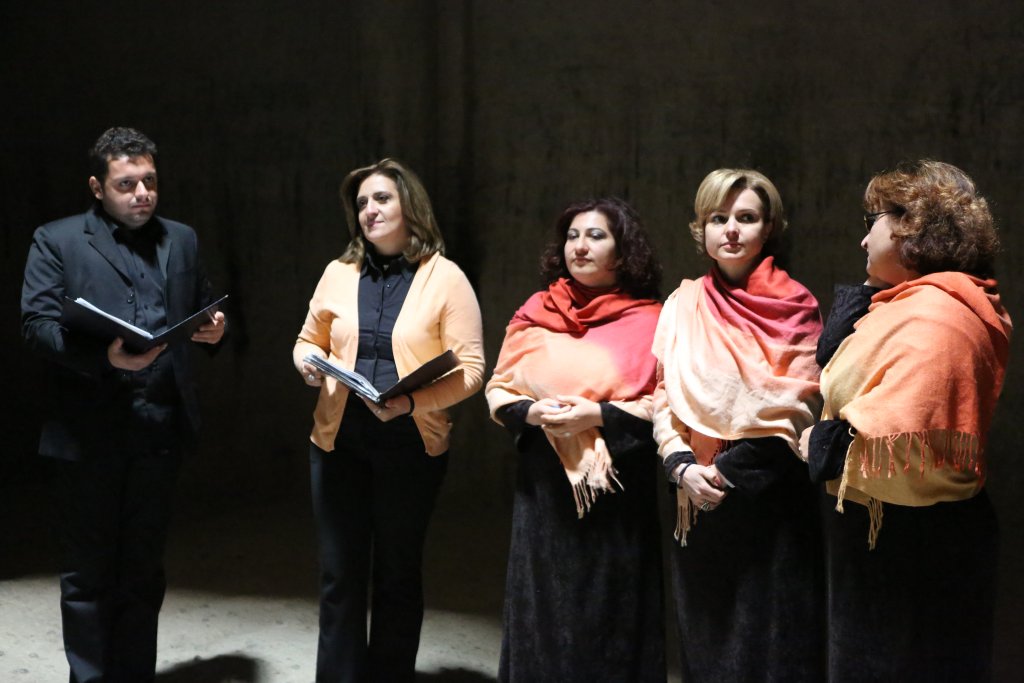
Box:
[805,160,1010,682]
[487,198,667,682]
[653,169,825,682]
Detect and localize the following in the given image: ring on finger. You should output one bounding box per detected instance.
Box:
[699,501,711,512]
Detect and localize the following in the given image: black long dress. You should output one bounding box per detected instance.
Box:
[495,401,666,683]
[809,284,999,682]
[665,438,826,683]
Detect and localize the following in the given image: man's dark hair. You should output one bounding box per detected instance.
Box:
[89,127,158,183]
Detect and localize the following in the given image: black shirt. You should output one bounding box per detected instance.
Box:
[356,248,416,392]
[104,214,180,435]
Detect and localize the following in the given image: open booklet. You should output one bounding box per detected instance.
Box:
[61,294,229,353]
[304,349,459,407]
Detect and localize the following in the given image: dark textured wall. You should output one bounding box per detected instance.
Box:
[3,0,1022,677]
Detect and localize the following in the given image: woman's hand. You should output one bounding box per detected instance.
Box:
[678,463,728,510]
[299,357,324,387]
[798,425,813,461]
[538,394,603,438]
[363,394,412,422]
[526,398,567,426]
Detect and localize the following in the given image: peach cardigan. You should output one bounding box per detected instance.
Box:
[293,252,485,455]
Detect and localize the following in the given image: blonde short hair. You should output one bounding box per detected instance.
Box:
[688,168,787,255]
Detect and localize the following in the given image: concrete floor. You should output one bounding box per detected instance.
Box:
[1,468,688,683]
[6,468,1023,682]
[1,484,513,682]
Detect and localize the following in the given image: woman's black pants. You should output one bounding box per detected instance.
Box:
[310,398,447,682]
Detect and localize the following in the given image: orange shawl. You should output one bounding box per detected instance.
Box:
[821,272,1011,547]
[653,257,823,541]
[486,278,662,516]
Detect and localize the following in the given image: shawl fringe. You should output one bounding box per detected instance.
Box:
[867,498,884,550]
[850,429,984,481]
[673,491,699,547]
[571,460,623,518]
[834,429,984,548]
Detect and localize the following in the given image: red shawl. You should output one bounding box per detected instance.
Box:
[487,278,662,516]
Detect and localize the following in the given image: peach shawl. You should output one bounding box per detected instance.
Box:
[821,272,1011,547]
[653,257,823,541]
[487,278,661,517]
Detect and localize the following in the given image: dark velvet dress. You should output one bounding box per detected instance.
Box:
[809,284,999,682]
[664,438,826,683]
[495,401,666,683]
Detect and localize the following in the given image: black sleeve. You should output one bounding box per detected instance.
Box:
[21,226,111,378]
[494,400,537,452]
[817,284,881,367]
[662,450,696,485]
[599,402,656,459]
[807,419,855,483]
[713,436,800,494]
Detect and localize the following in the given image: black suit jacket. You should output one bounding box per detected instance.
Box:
[21,205,218,459]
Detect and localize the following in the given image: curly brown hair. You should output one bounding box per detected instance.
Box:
[540,197,662,300]
[864,160,998,277]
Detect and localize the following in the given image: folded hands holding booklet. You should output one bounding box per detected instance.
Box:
[304,349,459,407]
[61,294,229,353]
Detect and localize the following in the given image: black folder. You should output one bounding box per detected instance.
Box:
[61,294,229,352]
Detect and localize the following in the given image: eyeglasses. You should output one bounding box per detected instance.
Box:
[863,210,901,232]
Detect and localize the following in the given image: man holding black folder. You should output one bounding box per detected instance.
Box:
[20,127,225,682]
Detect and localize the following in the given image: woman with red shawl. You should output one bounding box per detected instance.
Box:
[805,160,1010,681]
[486,198,666,682]
[653,169,826,682]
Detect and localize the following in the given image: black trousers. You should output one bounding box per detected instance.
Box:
[311,397,448,683]
[50,443,182,683]
[823,490,998,683]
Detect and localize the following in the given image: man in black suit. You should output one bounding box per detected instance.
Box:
[21,127,226,682]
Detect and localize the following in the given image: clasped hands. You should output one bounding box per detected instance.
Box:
[676,462,728,512]
[526,395,603,438]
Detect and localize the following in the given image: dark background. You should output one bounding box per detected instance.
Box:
[2,1,1022,678]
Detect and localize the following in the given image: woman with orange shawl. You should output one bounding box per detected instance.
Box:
[653,169,825,682]
[805,160,1010,681]
[486,198,666,682]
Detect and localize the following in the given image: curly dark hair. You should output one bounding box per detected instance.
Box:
[540,197,662,300]
[89,127,158,183]
[864,160,998,278]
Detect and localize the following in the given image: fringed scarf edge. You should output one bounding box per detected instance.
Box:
[833,428,984,549]
[550,430,623,518]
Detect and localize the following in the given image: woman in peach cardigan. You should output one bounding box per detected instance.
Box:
[293,159,484,682]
